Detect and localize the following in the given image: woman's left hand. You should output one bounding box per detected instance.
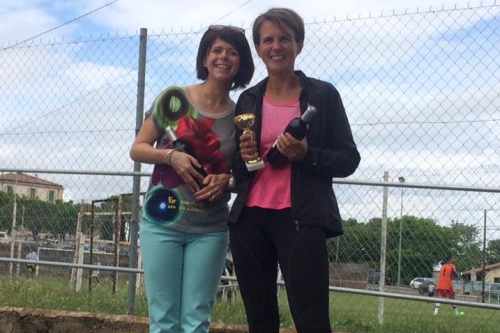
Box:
[194,174,231,202]
[276,133,308,162]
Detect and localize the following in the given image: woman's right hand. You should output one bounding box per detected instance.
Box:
[239,133,258,163]
[169,151,206,192]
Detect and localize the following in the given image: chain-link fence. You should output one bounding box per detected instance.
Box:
[1,2,499,332]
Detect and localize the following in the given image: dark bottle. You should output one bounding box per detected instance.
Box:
[165,126,208,187]
[266,104,317,168]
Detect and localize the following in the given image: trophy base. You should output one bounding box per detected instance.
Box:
[246,160,265,172]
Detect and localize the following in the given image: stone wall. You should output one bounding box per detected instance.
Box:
[0,307,299,333]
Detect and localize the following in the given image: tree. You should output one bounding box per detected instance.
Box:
[388,216,454,284]
[448,222,482,271]
[0,192,15,232]
[0,193,79,240]
[328,218,380,267]
[487,239,500,265]
[329,215,482,286]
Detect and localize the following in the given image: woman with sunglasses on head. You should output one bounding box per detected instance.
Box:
[229,8,360,333]
[130,25,253,333]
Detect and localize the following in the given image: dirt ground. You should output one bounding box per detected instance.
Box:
[0,306,297,333]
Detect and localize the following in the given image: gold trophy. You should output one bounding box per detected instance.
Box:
[234,113,265,171]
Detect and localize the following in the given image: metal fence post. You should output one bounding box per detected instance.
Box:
[378,171,389,324]
[128,27,148,315]
[397,176,405,287]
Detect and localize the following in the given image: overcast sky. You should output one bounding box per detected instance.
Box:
[1,0,499,235]
[0,0,474,45]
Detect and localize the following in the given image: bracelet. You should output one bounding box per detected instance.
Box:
[165,149,175,166]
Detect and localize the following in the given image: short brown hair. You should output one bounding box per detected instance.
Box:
[252,8,305,46]
[196,27,254,90]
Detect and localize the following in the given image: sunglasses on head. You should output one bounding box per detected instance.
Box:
[209,25,245,35]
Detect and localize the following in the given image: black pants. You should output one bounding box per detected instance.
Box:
[229,207,332,333]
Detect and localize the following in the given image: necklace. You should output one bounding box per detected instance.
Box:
[195,83,231,112]
[206,98,230,112]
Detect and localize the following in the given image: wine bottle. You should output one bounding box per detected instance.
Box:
[266,104,317,167]
[165,126,208,187]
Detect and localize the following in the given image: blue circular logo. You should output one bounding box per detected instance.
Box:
[144,187,180,223]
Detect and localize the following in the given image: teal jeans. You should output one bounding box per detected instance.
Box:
[141,220,229,333]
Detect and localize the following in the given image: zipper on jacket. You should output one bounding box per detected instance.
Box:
[290,82,309,228]
[295,220,300,231]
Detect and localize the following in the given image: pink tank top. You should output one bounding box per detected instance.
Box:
[245,96,300,209]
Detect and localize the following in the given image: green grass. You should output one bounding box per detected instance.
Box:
[330,292,499,333]
[1,276,498,333]
[0,275,149,315]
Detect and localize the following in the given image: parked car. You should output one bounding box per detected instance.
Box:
[418,280,436,296]
[410,277,433,289]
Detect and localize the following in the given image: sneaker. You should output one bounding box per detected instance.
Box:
[454,311,465,316]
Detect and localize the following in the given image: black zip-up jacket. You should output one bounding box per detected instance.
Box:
[229,71,361,238]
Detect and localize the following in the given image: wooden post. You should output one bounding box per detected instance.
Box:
[75,234,85,291]
[136,245,144,295]
[70,200,85,291]
[16,242,22,279]
[9,198,17,280]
